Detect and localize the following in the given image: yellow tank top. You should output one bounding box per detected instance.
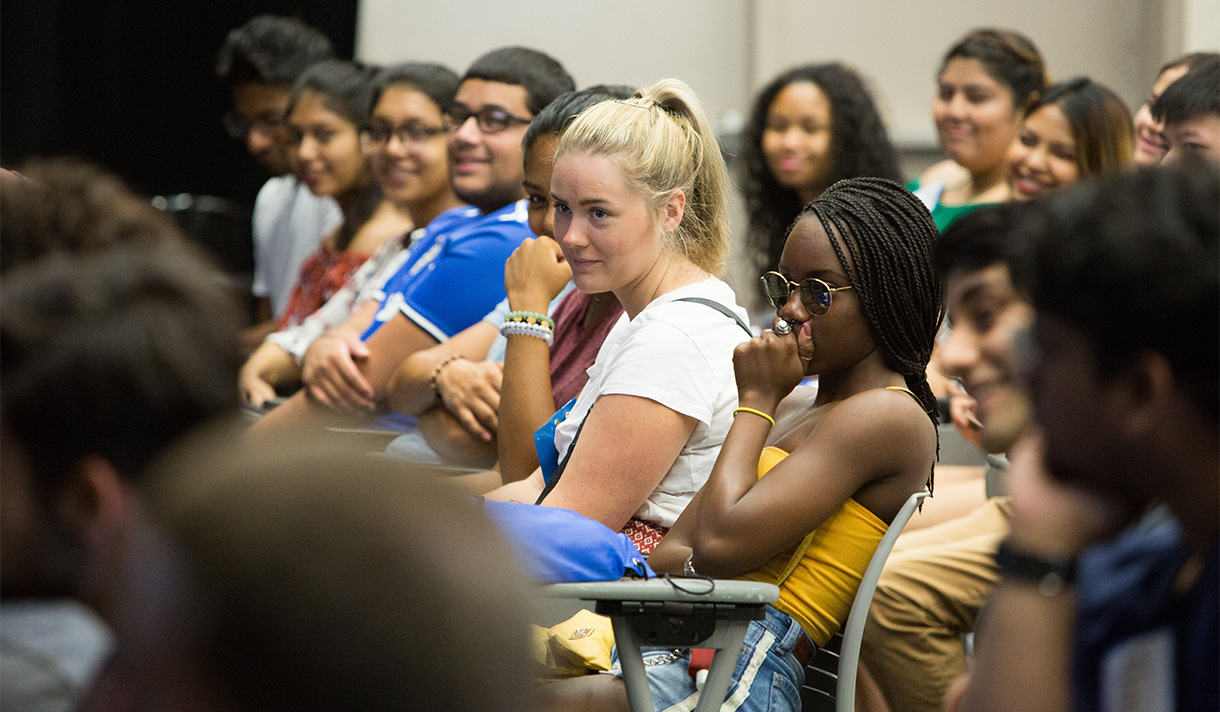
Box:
[737,445,888,647]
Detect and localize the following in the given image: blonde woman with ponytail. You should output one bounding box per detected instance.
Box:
[487,80,751,553]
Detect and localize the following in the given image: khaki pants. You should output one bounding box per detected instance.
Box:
[861,497,1011,712]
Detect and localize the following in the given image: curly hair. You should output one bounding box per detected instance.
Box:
[799,177,944,489]
[741,63,901,273]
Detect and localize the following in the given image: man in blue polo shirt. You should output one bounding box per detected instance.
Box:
[257,47,574,419]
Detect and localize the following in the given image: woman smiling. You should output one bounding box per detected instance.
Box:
[487,80,750,551]
[1007,78,1133,202]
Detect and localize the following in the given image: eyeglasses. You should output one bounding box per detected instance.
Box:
[364,121,446,145]
[223,110,285,140]
[445,105,531,134]
[760,271,854,315]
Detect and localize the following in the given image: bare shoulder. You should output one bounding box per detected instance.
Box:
[801,387,936,465]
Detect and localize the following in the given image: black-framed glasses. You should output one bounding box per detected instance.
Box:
[222,110,285,140]
[363,121,446,145]
[760,271,854,315]
[445,105,531,134]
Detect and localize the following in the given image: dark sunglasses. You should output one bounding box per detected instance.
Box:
[760,271,853,315]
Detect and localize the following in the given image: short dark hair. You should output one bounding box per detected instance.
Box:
[0,159,181,274]
[215,14,334,87]
[940,28,1047,109]
[934,202,1033,294]
[1026,77,1133,176]
[741,63,902,272]
[142,434,535,712]
[1,242,245,492]
[369,62,461,119]
[288,60,378,127]
[462,47,575,116]
[1157,51,1219,78]
[1153,54,1220,125]
[521,84,636,156]
[1024,167,1219,417]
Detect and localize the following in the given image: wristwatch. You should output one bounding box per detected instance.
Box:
[995,540,1076,596]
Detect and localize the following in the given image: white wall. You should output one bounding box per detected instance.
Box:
[752,0,1166,146]
[358,0,1219,149]
[356,0,752,133]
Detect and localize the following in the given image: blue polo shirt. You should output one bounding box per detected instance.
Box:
[362,200,530,342]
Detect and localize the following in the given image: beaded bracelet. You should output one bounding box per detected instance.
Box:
[499,319,554,347]
[504,310,555,330]
[429,354,465,394]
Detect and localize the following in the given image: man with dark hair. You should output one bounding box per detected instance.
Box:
[958,167,1218,712]
[253,47,574,426]
[215,14,341,333]
[1154,54,1220,166]
[0,168,245,711]
[861,204,1035,712]
[215,14,334,175]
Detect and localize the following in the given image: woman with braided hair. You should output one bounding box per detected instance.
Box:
[555,177,943,712]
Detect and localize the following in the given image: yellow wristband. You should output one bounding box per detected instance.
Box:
[732,406,775,428]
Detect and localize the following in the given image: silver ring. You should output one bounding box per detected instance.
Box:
[773,319,792,336]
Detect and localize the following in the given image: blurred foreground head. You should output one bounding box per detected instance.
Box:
[1023,166,1218,523]
[0,161,243,604]
[109,433,535,712]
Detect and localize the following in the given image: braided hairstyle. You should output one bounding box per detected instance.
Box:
[800,177,943,490]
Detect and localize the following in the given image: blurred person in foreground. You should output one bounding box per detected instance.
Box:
[1,163,245,711]
[93,433,535,712]
[957,167,1217,712]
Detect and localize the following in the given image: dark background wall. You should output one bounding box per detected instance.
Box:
[1,0,358,207]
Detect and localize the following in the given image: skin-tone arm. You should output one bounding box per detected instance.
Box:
[650,331,932,578]
[238,340,302,406]
[299,299,381,411]
[956,432,1129,712]
[253,302,441,433]
[536,394,698,532]
[498,236,574,483]
[385,320,501,429]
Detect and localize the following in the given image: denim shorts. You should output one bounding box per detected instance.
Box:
[611,605,812,712]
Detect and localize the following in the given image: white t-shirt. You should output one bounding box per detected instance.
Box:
[251,175,343,316]
[554,277,750,528]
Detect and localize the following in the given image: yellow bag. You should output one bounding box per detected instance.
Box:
[531,609,617,678]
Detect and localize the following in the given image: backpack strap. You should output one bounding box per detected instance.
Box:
[535,401,596,504]
[674,297,752,336]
